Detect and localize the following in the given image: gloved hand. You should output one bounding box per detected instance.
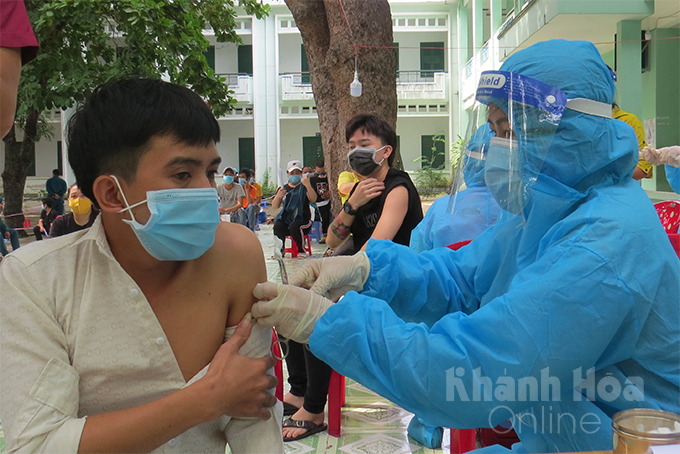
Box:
[642,146,680,167]
[658,146,680,167]
[641,146,663,166]
[289,251,371,301]
[252,282,333,343]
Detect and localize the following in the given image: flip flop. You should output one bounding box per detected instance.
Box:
[282,418,328,442]
[283,401,299,416]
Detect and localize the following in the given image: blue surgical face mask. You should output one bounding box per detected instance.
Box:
[484,137,525,215]
[112,175,220,261]
[223,175,234,184]
[249,178,254,183]
[288,175,301,184]
[239,178,246,185]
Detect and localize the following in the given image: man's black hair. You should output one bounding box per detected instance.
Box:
[315,160,325,169]
[67,76,220,205]
[239,168,253,179]
[52,169,61,176]
[345,114,398,166]
[42,198,53,208]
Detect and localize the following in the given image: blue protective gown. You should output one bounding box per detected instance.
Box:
[410,124,501,253]
[309,40,680,453]
[666,165,680,194]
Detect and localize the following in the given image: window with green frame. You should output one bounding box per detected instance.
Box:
[421,135,446,169]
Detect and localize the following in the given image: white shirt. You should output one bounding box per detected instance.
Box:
[0,217,282,453]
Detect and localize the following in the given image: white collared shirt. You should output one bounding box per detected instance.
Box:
[0,217,282,453]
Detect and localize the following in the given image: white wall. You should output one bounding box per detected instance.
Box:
[396,116,449,171]
[393,30,448,71]
[279,117,320,165]
[210,34,252,75]
[279,34,303,74]
[0,123,60,178]
[216,119,254,170]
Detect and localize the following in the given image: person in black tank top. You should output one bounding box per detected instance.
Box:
[281,114,422,442]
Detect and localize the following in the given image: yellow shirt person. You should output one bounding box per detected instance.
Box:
[612,105,653,180]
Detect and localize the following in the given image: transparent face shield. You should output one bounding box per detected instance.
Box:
[448,70,568,220]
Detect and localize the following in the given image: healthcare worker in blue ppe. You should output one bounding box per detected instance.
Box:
[410,123,501,254]
[252,40,680,453]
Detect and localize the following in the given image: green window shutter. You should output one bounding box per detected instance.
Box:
[238,45,252,75]
[420,42,445,79]
[239,138,255,171]
[302,136,323,167]
[204,45,215,71]
[421,135,445,170]
[301,44,310,84]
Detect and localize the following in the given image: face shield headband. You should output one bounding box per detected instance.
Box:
[448,70,612,219]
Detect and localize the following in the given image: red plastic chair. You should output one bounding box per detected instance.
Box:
[284,235,313,257]
[654,200,680,234]
[271,330,283,401]
[327,371,345,437]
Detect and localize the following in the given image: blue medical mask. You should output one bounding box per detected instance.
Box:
[288,175,301,184]
[484,137,525,215]
[249,178,254,183]
[239,178,246,185]
[112,175,220,261]
[223,175,234,184]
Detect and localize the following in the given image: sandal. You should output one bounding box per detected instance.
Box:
[282,418,328,442]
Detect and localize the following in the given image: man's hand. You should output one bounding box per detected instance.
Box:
[199,314,277,420]
[4,231,10,240]
[348,178,384,209]
[289,252,371,301]
[252,282,333,343]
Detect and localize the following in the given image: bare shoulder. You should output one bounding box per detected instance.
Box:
[204,222,267,325]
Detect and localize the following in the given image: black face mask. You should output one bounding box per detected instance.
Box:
[347,146,386,177]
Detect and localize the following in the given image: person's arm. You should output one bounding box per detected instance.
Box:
[243,183,256,205]
[227,196,244,213]
[38,217,45,233]
[0,47,22,138]
[253,184,263,205]
[0,255,277,454]
[271,187,286,209]
[326,179,384,249]
[49,216,64,237]
[301,176,317,203]
[359,186,409,251]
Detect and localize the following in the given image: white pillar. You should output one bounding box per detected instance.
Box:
[252,14,281,186]
[60,106,76,186]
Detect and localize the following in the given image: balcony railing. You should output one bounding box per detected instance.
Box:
[217,73,252,104]
[280,70,448,103]
[280,72,314,101]
[396,71,448,100]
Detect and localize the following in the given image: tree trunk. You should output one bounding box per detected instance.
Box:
[285,0,397,216]
[1,109,40,229]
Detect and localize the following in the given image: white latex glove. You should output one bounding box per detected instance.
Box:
[252,282,333,343]
[289,251,371,301]
[641,146,663,166]
[642,145,680,167]
[658,146,680,167]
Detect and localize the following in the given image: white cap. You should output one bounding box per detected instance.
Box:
[222,166,238,174]
[287,160,303,172]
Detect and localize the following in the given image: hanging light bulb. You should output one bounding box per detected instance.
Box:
[350,53,362,97]
[350,70,362,97]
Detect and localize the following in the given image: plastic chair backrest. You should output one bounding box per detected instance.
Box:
[654,200,680,234]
